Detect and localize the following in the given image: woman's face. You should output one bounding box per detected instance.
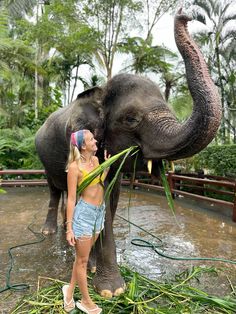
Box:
[83,131,97,153]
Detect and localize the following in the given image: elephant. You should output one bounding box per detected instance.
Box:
[35,9,221,297]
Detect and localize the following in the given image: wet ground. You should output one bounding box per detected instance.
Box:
[0,186,236,313]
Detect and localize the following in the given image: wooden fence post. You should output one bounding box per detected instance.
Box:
[168,171,175,199]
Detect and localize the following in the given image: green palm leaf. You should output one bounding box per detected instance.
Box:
[77,147,177,221]
[160,160,176,217]
[77,146,138,195]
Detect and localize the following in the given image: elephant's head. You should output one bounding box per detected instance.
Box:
[70,10,221,174]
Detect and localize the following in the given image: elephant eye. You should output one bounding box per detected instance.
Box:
[116,108,142,128]
[126,116,138,123]
[122,114,142,129]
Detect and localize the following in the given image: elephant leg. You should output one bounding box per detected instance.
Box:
[42,176,61,235]
[109,173,122,222]
[92,175,125,298]
[88,245,97,273]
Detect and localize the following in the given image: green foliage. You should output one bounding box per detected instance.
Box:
[169,88,193,122]
[79,0,144,79]
[194,145,236,177]
[174,145,236,203]
[77,146,138,197]
[0,127,42,169]
[191,0,236,144]
[24,86,63,130]
[12,266,236,313]
[176,145,236,177]
[161,160,175,215]
[118,36,177,74]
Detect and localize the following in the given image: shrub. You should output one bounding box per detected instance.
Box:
[195,145,236,177]
[0,127,43,169]
[176,145,236,177]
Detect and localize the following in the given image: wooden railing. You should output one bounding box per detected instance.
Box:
[0,169,47,186]
[124,171,236,223]
[1,169,236,222]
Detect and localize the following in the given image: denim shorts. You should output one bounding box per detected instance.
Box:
[72,198,106,239]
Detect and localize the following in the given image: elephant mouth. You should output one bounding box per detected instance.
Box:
[140,155,161,178]
[129,148,162,177]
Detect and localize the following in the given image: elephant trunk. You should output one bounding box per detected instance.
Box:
[147,9,221,160]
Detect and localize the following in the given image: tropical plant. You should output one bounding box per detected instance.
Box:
[76,0,144,80]
[119,35,177,74]
[0,127,42,169]
[176,144,236,177]
[31,0,99,105]
[191,0,236,143]
[1,0,36,18]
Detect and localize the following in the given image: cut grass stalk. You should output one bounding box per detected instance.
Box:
[77,146,138,195]
[160,160,176,218]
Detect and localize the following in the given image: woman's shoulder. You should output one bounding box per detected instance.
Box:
[68,161,80,175]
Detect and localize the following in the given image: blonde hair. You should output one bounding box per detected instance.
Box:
[65,129,90,172]
[65,144,81,172]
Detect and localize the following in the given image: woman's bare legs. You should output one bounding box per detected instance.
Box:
[65,234,99,308]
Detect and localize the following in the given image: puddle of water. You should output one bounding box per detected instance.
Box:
[115,188,236,297]
[0,186,236,313]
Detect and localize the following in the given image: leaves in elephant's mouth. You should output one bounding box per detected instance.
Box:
[160,160,176,218]
[77,146,176,221]
[77,146,139,200]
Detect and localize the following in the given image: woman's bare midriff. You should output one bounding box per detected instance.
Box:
[80,183,104,206]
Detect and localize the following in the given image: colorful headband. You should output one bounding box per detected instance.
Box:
[71,130,84,149]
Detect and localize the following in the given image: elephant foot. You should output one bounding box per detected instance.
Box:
[41,208,58,235]
[90,266,96,273]
[92,269,126,298]
[87,259,96,273]
[42,221,57,235]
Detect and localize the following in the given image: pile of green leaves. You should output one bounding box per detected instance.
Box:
[12,266,236,313]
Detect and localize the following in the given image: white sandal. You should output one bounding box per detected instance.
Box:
[62,284,75,312]
[76,301,102,314]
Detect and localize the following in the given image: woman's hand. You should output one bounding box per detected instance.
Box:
[66,230,76,246]
[104,149,111,161]
[104,150,111,174]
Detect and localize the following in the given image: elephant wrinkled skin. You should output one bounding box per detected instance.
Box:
[35,10,221,297]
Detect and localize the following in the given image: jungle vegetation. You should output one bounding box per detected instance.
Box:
[0,0,236,171]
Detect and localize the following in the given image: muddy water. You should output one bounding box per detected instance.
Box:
[0,186,236,313]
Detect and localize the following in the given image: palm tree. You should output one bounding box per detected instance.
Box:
[191,0,236,143]
[0,6,37,128]
[220,38,236,142]
[0,0,37,17]
[0,0,48,122]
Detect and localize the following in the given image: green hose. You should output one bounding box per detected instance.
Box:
[117,213,236,265]
[0,222,45,293]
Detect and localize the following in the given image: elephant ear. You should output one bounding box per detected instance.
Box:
[77,86,103,106]
[66,86,105,143]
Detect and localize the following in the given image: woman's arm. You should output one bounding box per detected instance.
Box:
[66,161,79,246]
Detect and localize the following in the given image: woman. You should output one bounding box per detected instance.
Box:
[62,129,110,314]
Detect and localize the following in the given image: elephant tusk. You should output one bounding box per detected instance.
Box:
[147,160,152,174]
